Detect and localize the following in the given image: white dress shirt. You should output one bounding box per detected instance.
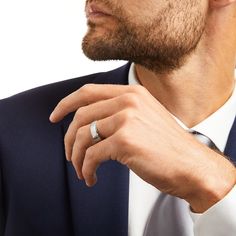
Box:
[128,63,236,236]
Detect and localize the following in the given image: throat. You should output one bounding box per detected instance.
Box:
[134,64,235,128]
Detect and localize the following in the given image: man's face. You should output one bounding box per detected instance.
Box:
[82,0,208,73]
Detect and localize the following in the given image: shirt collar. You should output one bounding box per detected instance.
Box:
[128,63,236,152]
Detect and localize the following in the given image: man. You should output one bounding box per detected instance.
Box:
[0,0,236,235]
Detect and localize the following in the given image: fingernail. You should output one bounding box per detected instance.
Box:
[85,175,97,187]
[85,181,91,187]
[49,112,55,122]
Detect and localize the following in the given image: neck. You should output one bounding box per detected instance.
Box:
[135,39,236,128]
[135,5,236,128]
[135,62,235,128]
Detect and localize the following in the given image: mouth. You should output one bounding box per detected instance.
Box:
[85,3,113,19]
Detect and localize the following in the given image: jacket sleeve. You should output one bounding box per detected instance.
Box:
[0,166,5,236]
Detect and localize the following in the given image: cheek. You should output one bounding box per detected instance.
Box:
[119,0,168,25]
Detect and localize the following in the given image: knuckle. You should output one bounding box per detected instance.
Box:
[76,127,85,139]
[117,109,136,126]
[128,93,140,108]
[122,109,133,121]
[79,84,93,95]
[121,93,140,108]
[74,107,86,120]
[85,147,94,160]
[77,84,96,104]
[131,84,145,94]
[80,84,89,92]
[58,99,69,110]
[77,85,89,101]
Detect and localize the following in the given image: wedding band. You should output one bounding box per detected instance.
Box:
[90,121,102,142]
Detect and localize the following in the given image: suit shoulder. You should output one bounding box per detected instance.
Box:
[0,72,97,112]
[0,63,129,126]
[0,64,129,113]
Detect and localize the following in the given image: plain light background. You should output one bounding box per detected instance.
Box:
[0,0,126,99]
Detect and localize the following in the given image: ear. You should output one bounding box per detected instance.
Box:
[210,0,236,8]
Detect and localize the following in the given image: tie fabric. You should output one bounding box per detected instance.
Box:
[189,130,220,152]
[144,131,219,236]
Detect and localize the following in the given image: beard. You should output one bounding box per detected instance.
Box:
[82,0,207,74]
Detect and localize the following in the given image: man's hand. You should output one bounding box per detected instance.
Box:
[50,84,236,213]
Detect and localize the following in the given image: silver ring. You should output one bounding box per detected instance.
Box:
[90,121,102,142]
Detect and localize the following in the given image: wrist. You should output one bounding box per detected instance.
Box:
[186,152,236,213]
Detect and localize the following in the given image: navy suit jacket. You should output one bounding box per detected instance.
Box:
[0,63,236,236]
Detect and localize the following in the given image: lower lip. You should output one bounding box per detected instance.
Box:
[87,12,112,20]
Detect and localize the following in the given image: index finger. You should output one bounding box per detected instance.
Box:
[49,84,139,123]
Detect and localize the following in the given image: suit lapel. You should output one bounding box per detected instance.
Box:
[63,63,130,236]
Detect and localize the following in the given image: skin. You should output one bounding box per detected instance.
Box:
[50,0,236,213]
[82,0,208,73]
